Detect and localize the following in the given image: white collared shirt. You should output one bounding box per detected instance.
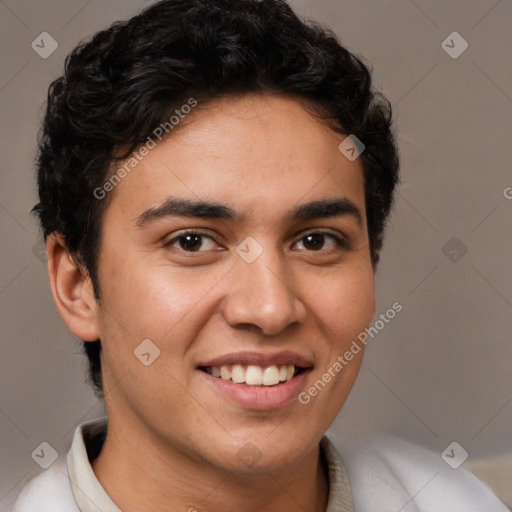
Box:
[13,417,354,512]
[13,416,508,512]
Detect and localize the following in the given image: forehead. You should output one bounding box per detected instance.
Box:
[104,94,366,225]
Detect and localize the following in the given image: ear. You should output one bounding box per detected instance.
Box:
[46,234,101,342]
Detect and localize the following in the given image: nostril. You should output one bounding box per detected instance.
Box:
[237,323,264,335]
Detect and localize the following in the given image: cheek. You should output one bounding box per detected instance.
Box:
[98,256,228,345]
[307,264,375,344]
[296,268,374,433]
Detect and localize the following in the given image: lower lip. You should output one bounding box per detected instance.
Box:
[198,370,310,410]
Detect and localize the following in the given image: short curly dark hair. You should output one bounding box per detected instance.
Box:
[33,0,399,398]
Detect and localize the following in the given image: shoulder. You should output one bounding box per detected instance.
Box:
[12,457,79,512]
[329,431,508,512]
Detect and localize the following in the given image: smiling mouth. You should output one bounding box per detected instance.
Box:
[198,364,307,386]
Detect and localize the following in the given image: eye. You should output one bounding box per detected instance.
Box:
[163,231,218,252]
[293,231,348,251]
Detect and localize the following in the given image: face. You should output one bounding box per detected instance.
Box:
[92,94,375,472]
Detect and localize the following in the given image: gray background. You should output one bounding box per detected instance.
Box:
[1,0,511,508]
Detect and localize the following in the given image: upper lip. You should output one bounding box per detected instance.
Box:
[197,351,314,369]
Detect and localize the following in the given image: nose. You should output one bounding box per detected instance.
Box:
[221,248,307,336]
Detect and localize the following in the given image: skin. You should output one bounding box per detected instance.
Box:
[47,94,376,512]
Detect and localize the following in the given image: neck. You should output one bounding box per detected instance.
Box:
[91,418,329,512]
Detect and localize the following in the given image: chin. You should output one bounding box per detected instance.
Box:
[222,430,320,474]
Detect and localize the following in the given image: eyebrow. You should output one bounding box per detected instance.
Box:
[135,196,363,228]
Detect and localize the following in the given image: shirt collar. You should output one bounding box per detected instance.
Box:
[67,417,353,512]
[321,436,354,512]
[67,417,120,512]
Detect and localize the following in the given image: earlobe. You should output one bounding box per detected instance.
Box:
[46,234,101,342]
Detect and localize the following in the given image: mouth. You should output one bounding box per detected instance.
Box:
[195,351,313,409]
[198,364,307,386]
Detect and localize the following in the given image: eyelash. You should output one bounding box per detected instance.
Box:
[162,229,350,254]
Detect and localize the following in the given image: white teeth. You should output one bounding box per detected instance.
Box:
[220,365,231,380]
[262,365,279,386]
[231,364,245,384]
[208,364,297,386]
[245,365,263,385]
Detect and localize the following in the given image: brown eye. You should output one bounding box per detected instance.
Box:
[164,231,217,252]
[178,234,203,251]
[302,233,325,251]
[294,231,347,252]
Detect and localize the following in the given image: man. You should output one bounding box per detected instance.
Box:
[13,0,507,510]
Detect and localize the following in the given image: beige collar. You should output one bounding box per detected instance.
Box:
[67,417,353,512]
